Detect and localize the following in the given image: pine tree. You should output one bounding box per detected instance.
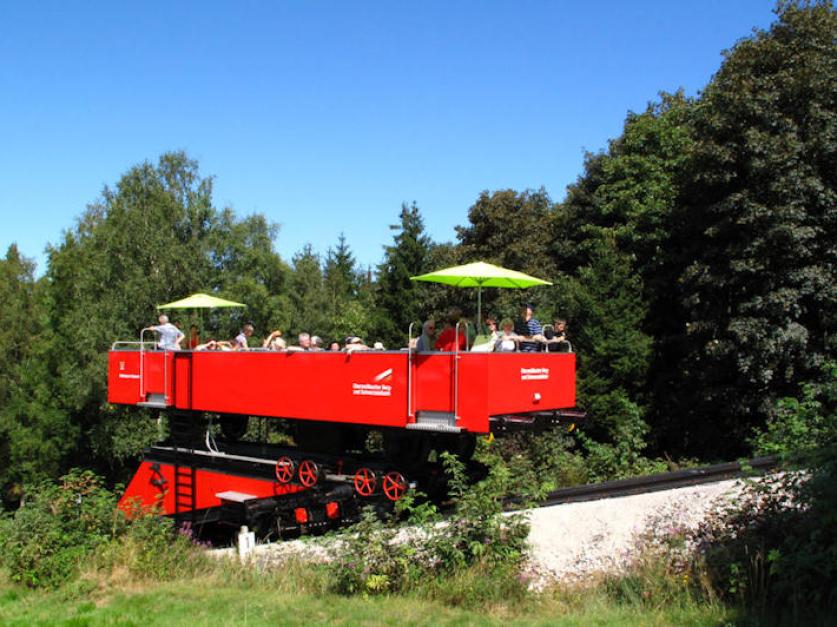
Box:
[375,203,433,346]
[561,239,655,476]
[288,244,330,338]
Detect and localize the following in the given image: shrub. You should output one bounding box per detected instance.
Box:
[486,428,590,498]
[91,513,208,583]
[326,452,531,605]
[0,470,125,588]
[0,469,207,589]
[690,464,837,620]
[750,363,836,458]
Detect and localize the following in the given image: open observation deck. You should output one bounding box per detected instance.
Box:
[108,344,576,435]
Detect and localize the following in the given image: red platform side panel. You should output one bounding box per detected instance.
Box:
[118,460,306,516]
[190,351,411,428]
[108,350,577,435]
[108,351,173,405]
[455,353,576,433]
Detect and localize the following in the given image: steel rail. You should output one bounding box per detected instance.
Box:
[526,455,780,509]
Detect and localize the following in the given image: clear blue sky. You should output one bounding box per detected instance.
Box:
[0,1,777,274]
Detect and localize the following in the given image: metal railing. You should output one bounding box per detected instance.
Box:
[453,320,468,421]
[407,322,416,419]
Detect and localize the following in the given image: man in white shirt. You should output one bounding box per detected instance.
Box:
[152,314,184,350]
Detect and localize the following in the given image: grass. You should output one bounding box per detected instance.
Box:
[0,566,738,627]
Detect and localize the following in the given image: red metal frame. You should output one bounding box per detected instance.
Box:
[119,459,306,516]
[108,349,576,434]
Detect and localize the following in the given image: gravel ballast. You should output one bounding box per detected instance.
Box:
[218,476,761,586]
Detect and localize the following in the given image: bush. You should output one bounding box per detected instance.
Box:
[750,363,837,458]
[0,470,124,588]
[0,469,205,589]
[689,457,837,618]
[327,452,531,605]
[486,428,590,498]
[91,513,208,584]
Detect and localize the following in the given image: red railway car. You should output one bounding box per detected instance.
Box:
[109,339,577,537]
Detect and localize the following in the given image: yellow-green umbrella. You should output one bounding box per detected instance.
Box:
[157,293,247,343]
[410,261,551,328]
[157,293,246,309]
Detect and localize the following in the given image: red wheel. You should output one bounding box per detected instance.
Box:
[382,471,408,501]
[298,459,320,488]
[353,467,377,497]
[275,456,295,484]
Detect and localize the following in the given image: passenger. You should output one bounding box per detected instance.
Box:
[373,341,385,350]
[435,308,467,351]
[471,314,499,352]
[287,332,312,352]
[514,304,543,352]
[415,320,437,351]
[485,315,500,343]
[263,329,285,350]
[187,324,200,350]
[328,341,341,351]
[345,336,370,352]
[195,339,233,351]
[554,318,568,343]
[311,336,324,351]
[233,323,254,351]
[494,318,519,352]
[151,314,184,350]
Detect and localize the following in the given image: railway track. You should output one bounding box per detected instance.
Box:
[532,455,780,509]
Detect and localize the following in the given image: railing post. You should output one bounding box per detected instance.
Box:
[407,322,416,419]
[454,321,468,421]
[139,328,152,401]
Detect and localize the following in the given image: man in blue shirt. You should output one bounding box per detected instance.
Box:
[514,304,542,352]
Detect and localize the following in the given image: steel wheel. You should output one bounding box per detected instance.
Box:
[298,459,320,488]
[382,471,408,501]
[274,456,295,484]
[353,467,377,497]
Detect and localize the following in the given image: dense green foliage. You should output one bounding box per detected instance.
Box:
[0,470,203,589]
[329,453,529,599]
[0,3,832,529]
[668,0,837,456]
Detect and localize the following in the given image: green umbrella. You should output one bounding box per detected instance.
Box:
[410,261,551,329]
[157,293,247,345]
[157,293,247,309]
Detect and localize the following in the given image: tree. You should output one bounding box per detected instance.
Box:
[209,210,292,338]
[42,152,290,479]
[560,239,657,477]
[0,246,74,493]
[287,244,330,339]
[324,233,358,303]
[668,1,837,456]
[375,203,434,346]
[556,93,696,455]
[456,189,557,321]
